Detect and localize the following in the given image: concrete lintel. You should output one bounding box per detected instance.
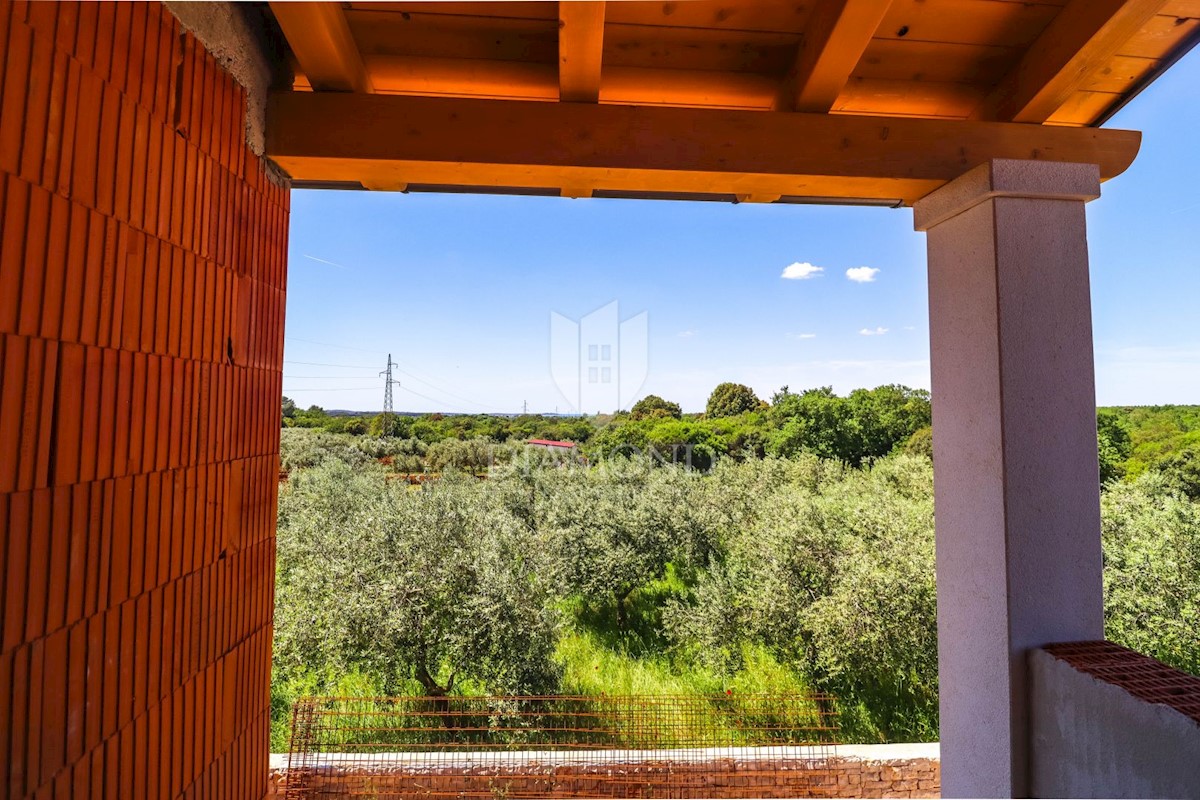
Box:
[165,1,287,159]
[913,159,1101,231]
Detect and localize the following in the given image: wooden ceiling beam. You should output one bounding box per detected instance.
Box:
[976,0,1167,123]
[558,1,606,102]
[270,1,374,93]
[266,92,1141,205]
[777,0,894,112]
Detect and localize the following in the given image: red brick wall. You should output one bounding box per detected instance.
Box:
[0,2,288,797]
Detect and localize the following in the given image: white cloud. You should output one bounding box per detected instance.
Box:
[678,330,698,339]
[788,332,818,340]
[859,327,889,336]
[781,262,824,280]
[846,266,880,283]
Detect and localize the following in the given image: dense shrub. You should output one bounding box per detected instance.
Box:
[273,427,1200,751]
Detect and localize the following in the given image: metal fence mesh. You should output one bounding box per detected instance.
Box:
[284,695,840,798]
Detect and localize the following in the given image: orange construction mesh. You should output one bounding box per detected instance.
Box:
[284,694,840,798]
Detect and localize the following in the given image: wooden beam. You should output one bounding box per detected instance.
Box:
[976,0,1166,123]
[558,1,606,102]
[270,1,373,93]
[777,0,893,112]
[266,92,1142,205]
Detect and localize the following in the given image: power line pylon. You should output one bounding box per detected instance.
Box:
[380,354,399,436]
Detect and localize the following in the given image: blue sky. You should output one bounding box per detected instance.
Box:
[283,49,1200,414]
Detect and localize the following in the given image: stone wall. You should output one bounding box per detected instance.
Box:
[267,744,941,799]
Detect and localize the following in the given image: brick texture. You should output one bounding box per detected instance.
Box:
[0,2,288,797]
[266,755,943,799]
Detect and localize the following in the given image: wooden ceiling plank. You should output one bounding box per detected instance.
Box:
[270,1,373,93]
[266,91,1142,205]
[977,0,1168,123]
[777,0,895,112]
[559,1,606,102]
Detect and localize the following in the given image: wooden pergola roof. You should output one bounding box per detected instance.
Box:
[263,0,1200,205]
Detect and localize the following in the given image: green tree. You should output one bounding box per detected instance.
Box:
[1102,473,1200,676]
[274,461,562,697]
[630,394,683,420]
[1157,445,1200,499]
[706,382,762,418]
[1097,410,1133,484]
[538,468,678,627]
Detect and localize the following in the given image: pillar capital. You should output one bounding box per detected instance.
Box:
[913,159,1101,231]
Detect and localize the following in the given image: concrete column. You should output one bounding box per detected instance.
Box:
[913,159,1106,798]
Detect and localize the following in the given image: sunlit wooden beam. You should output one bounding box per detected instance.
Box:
[559,1,606,102]
[270,1,373,93]
[976,0,1166,122]
[777,0,893,112]
[266,92,1141,205]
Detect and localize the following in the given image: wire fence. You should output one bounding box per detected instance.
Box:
[284,694,839,798]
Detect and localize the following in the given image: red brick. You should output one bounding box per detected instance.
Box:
[25,638,44,794]
[40,627,69,787]
[65,484,89,626]
[0,18,33,174]
[78,210,105,346]
[73,1,98,67]
[124,3,146,110]
[129,108,149,229]
[53,0,77,59]
[65,621,87,766]
[41,49,71,191]
[101,607,119,740]
[3,491,30,652]
[95,347,119,481]
[95,217,119,350]
[69,69,104,209]
[9,644,30,795]
[0,334,28,492]
[40,192,70,341]
[77,345,102,483]
[23,488,51,643]
[20,23,54,185]
[45,485,72,634]
[0,176,30,334]
[110,0,131,93]
[113,350,134,476]
[114,94,135,222]
[108,477,132,606]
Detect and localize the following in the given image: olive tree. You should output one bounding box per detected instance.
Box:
[274,461,562,696]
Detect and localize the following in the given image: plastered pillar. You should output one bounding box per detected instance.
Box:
[914,159,1105,798]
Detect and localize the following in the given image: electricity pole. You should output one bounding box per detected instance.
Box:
[380,354,399,436]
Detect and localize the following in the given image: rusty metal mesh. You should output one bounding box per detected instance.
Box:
[284,694,840,798]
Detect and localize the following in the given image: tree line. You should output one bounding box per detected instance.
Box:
[271,418,1200,750]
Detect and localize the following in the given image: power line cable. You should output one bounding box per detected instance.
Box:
[285,336,386,355]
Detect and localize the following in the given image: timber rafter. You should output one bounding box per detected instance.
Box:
[266,92,1141,205]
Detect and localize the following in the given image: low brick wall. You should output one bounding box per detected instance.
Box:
[268,743,940,798]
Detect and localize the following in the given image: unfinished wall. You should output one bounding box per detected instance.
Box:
[266,745,942,799]
[0,1,288,796]
[1029,643,1200,798]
